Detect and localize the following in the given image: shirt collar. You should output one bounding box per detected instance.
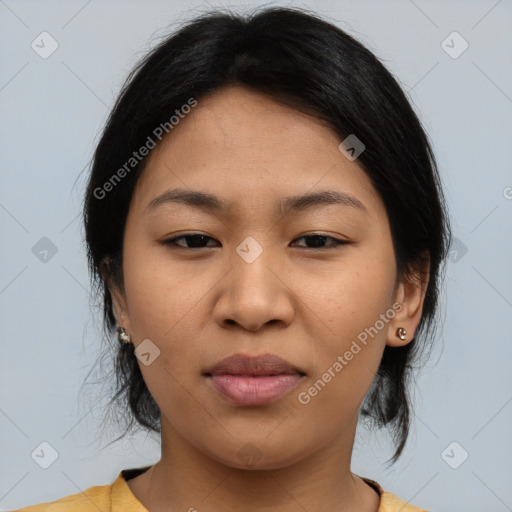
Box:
[113,467,386,512]
[111,466,152,512]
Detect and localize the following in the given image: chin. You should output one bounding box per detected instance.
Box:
[203,436,317,471]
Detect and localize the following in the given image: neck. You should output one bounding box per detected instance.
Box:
[127,416,380,512]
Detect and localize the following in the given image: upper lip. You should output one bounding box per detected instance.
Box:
[205,353,306,376]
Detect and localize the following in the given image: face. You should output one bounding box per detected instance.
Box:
[110,85,426,470]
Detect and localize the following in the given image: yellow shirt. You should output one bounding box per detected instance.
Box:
[13,466,429,511]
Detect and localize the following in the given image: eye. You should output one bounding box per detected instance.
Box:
[290,233,349,250]
[162,232,349,250]
[162,234,220,249]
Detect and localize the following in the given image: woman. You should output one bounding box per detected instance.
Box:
[16,5,450,511]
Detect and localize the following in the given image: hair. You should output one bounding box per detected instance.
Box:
[82,5,451,465]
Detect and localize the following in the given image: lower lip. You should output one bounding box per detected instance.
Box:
[207,374,303,406]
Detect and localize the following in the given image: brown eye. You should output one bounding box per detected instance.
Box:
[291,234,349,249]
[163,234,220,249]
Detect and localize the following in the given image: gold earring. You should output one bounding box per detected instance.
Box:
[396,327,407,340]
[117,326,131,344]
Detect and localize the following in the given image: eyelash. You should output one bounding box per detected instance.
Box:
[162,233,350,250]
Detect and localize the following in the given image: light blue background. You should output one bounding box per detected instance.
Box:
[1,1,511,511]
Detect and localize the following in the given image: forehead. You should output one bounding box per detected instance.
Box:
[166,85,342,154]
[130,86,385,220]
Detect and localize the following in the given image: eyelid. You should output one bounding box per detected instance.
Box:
[162,232,350,250]
[290,233,350,250]
[163,233,220,248]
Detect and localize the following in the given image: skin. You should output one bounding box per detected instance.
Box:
[109,85,429,512]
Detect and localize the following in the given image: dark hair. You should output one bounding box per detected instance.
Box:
[82,5,451,465]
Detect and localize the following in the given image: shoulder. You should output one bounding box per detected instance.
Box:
[12,467,152,512]
[379,490,431,512]
[360,476,430,512]
[11,482,113,512]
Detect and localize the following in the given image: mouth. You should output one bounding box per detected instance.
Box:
[204,353,306,406]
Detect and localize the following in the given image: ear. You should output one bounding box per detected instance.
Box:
[101,256,131,330]
[386,252,430,347]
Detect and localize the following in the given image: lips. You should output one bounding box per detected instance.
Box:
[206,353,305,377]
[204,353,306,406]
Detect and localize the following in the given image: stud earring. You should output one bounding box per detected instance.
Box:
[117,326,131,344]
[396,327,407,340]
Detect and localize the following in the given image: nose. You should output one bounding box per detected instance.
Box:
[212,247,295,332]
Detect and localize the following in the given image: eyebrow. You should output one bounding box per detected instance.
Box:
[145,187,367,215]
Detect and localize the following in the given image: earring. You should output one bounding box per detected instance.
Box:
[117,326,131,344]
[396,327,407,340]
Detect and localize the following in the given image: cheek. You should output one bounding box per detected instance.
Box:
[120,246,210,389]
[121,244,206,340]
[298,247,396,399]
[308,251,396,342]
